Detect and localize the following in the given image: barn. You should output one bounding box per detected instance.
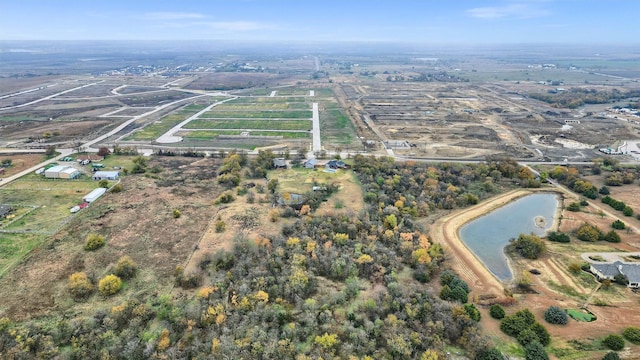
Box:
[45,165,81,179]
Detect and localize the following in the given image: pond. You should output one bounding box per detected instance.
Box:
[458,193,559,281]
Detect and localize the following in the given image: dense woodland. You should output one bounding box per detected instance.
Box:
[0,155,536,359]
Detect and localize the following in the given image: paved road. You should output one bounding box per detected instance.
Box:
[311,102,321,153]
[156,96,237,143]
[84,94,206,149]
[581,252,640,263]
[0,148,74,187]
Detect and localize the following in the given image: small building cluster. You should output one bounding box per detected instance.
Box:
[44,165,81,179]
[591,261,640,289]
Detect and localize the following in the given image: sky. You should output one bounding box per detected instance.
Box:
[1,0,638,44]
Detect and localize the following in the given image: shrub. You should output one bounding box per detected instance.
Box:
[599,186,610,195]
[268,209,280,222]
[490,304,505,319]
[602,230,621,243]
[98,180,109,188]
[215,220,226,233]
[622,326,640,344]
[623,206,633,217]
[611,220,626,230]
[216,192,235,204]
[576,223,603,242]
[602,352,621,360]
[566,202,581,212]
[84,233,105,251]
[602,334,625,351]
[531,322,551,346]
[544,306,568,325]
[464,303,481,322]
[98,274,122,296]
[547,231,570,243]
[172,209,181,218]
[524,341,549,360]
[475,348,504,360]
[110,183,122,193]
[69,272,94,300]
[114,256,137,279]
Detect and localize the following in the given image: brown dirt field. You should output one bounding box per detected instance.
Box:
[0,153,46,176]
[0,156,225,320]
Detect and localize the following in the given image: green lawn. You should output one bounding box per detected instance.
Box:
[182,130,310,140]
[0,233,46,278]
[129,104,210,141]
[566,308,597,322]
[184,119,311,131]
[319,108,360,148]
[214,102,310,110]
[229,97,307,104]
[201,110,312,119]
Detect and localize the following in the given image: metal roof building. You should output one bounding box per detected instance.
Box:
[83,187,107,203]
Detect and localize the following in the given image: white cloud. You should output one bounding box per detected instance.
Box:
[143,12,206,20]
[466,3,550,19]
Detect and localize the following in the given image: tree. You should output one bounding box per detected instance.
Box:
[384,214,398,230]
[97,147,111,157]
[490,304,505,319]
[622,327,640,345]
[68,272,93,300]
[602,334,625,351]
[114,256,137,279]
[623,206,633,217]
[602,351,621,360]
[612,220,626,230]
[544,306,568,325]
[464,304,481,322]
[84,233,105,251]
[45,145,56,157]
[475,348,504,360]
[131,156,147,174]
[602,230,621,243]
[576,223,603,242]
[98,274,122,296]
[513,234,546,259]
[566,202,581,212]
[98,179,109,188]
[524,341,549,360]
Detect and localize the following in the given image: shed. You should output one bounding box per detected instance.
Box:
[304,159,317,169]
[83,187,107,203]
[93,171,120,181]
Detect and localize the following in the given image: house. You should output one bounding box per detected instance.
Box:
[273,158,287,169]
[304,158,317,169]
[93,171,120,181]
[591,261,640,288]
[83,188,107,203]
[326,159,347,170]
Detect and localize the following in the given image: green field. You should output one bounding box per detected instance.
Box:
[229,97,307,104]
[184,119,311,131]
[566,308,597,322]
[181,130,310,140]
[201,110,312,119]
[128,104,210,141]
[214,102,310,110]
[0,233,46,277]
[319,108,359,148]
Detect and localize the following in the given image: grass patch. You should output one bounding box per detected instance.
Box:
[0,233,46,277]
[319,109,359,148]
[566,308,597,322]
[547,280,587,300]
[181,130,310,140]
[184,119,311,131]
[130,104,209,141]
[214,102,310,110]
[201,110,312,119]
[229,97,307,104]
